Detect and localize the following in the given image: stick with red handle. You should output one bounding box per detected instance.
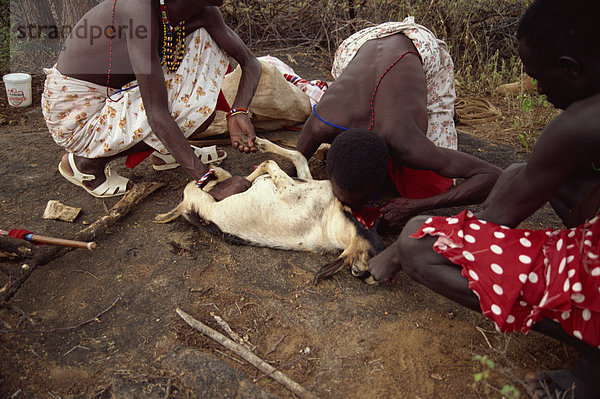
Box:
[0,229,97,250]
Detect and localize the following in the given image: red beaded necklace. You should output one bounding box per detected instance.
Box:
[106,0,120,102]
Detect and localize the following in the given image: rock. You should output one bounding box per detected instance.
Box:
[41,200,81,222]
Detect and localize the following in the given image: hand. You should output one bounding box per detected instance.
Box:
[380,198,422,231]
[208,176,251,201]
[227,114,257,154]
[368,245,402,285]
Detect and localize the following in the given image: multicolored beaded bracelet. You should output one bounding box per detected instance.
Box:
[226,107,250,119]
[196,168,216,189]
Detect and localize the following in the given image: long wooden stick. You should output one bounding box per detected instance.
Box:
[27,234,97,250]
[176,308,317,399]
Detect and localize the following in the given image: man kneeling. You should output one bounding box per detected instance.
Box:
[370,1,600,397]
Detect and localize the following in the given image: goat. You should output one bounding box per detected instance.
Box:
[154,137,384,285]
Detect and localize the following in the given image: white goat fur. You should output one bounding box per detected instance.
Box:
[155,138,379,281]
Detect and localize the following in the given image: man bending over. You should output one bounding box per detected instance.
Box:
[296,18,501,229]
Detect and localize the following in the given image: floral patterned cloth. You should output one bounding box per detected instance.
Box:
[412,210,600,348]
[42,28,231,158]
[331,17,457,150]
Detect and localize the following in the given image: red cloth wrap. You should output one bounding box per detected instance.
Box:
[387,157,453,199]
[8,229,34,240]
[411,210,600,347]
[352,206,382,230]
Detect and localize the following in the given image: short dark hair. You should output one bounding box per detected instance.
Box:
[517,0,599,60]
[326,129,389,193]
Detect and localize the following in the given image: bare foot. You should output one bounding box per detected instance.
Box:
[367,239,403,284]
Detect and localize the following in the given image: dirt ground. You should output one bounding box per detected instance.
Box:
[0,57,575,399]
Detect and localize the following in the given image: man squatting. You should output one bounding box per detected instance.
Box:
[42,0,260,199]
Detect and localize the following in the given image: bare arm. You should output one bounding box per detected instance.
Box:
[381,133,502,228]
[124,2,248,200]
[476,115,588,227]
[197,7,262,153]
[296,112,338,161]
[124,1,209,181]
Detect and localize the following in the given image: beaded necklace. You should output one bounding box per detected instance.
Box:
[106,0,120,101]
[159,0,186,73]
[311,50,421,131]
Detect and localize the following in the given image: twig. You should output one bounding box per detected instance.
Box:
[254,351,310,382]
[265,332,289,356]
[476,326,493,349]
[198,302,220,312]
[163,378,172,399]
[214,348,245,365]
[176,308,318,399]
[0,302,36,327]
[0,297,120,334]
[63,345,89,357]
[212,314,253,349]
[74,269,100,280]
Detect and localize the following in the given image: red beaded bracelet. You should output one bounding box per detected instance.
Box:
[226,107,250,119]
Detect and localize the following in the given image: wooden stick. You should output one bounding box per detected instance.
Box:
[28,234,97,250]
[176,308,317,399]
[0,297,120,334]
[1,182,164,303]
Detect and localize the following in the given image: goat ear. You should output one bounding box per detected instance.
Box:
[313,258,345,285]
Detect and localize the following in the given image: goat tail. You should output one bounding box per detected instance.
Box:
[154,202,187,223]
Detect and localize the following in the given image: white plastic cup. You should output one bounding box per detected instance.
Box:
[3,73,33,108]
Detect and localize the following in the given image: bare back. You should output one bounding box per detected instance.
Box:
[298,33,428,160]
[56,0,149,88]
[56,0,215,89]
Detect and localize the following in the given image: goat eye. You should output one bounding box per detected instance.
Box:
[352,266,370,280]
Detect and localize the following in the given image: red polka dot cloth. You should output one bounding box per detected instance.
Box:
[411,210,600,348]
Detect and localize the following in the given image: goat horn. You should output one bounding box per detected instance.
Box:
[313,258,345,286]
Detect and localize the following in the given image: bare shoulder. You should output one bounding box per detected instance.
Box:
[540,93,600,147]
[189,6,226,29]
[116,0,154,18]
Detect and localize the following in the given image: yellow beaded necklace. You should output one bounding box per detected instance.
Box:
[159,0,186,73]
